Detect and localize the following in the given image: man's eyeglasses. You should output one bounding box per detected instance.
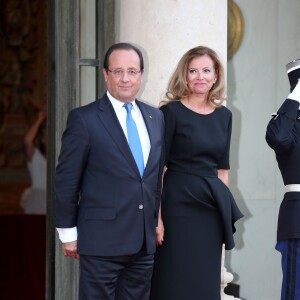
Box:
[107,68,142,78]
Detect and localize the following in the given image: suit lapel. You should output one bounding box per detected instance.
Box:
[97,95,141,176]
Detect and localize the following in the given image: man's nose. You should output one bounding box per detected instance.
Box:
[120,71,130,81]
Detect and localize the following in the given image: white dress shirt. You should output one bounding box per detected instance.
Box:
[56,91,151,243]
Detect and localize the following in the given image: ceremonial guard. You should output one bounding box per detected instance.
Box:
[266,59,300,300]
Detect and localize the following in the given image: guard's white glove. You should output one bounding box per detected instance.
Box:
[288,79,300,103]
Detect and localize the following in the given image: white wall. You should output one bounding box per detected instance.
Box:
[228,1,300,299]
[116,0,227,107]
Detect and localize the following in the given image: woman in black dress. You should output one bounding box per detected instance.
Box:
[151,46,243,300]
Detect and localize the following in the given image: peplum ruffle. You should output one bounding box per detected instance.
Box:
[203,176,243,250]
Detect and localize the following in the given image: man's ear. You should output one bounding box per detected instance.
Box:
[102,68,108,81]
[140,69,145,82]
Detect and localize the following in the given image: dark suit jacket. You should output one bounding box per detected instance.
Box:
[55,93,164,256]
[266,98,300,241]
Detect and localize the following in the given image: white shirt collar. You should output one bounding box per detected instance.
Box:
[106,91,137,112]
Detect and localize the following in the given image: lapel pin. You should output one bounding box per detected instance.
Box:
[149,115,152,119]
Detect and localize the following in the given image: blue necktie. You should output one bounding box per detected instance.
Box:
[124,103,144,176]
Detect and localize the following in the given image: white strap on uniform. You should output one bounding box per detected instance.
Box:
[285,184,300,192]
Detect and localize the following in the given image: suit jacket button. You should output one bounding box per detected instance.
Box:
[139,204,144,210]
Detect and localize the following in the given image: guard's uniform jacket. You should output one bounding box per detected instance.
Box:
[266,98,300,241]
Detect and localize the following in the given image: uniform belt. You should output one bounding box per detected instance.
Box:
[285,184,300,193]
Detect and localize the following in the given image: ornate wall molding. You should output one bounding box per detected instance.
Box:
[0,0,47,184]
[228,0,244,60]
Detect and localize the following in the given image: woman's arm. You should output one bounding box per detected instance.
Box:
[156,166,167,246]
[156,205,164,246]
[24,111,46,161]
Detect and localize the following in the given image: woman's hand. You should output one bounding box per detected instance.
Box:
[217,169,229,186]
[156,216,164,246]
[37,110,46,122]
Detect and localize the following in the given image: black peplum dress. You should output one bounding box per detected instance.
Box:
[150,101,243,300]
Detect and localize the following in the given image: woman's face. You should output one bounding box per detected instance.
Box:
[186,54,217,97]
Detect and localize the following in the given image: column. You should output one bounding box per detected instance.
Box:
[116,0,227,107]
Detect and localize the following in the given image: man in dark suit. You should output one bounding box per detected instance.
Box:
[266,65,300,300]
[55,43,164,300]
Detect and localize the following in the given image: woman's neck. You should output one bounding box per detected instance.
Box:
[182,95,214,114]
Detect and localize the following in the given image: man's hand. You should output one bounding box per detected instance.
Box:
[62,240,80,260]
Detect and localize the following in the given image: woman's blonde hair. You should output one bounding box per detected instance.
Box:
[162,46,226,107]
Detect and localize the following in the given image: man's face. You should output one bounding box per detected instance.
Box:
[103,49,144,103]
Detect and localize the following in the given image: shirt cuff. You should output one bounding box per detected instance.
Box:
[56,227,77,243]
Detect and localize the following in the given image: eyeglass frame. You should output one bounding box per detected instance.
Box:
[106,68,142,78]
